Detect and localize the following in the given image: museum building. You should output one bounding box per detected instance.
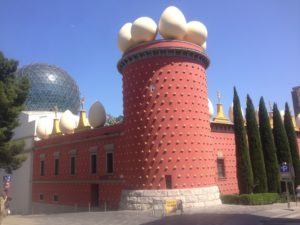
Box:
[13,6,300,212]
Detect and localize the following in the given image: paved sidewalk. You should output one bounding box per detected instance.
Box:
[3,203,300,225]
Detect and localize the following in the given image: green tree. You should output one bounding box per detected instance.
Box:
[233,87,253,194]
[284,103,300,185]
[272,103,292,165]
[258,97,280,193]
[0,52,29,173]
[246,95,268,193]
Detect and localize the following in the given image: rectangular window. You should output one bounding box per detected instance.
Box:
[106,152,114,174]
[70,156,76,175]
[39,193,44,201]
[40,160,45,176]
[165,175,172,189]
[54,158,59,176]
[53,194,59,202]
[217,159,226,178]
[91,154,97,174]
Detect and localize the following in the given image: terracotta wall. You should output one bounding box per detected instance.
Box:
[211,124,239,195]
[32,124,125,209]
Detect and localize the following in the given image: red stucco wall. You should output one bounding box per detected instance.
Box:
[119,40,215,190]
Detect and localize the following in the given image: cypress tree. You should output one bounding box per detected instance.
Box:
[258,97,280,193]
[233,87,253,194]
[0,52,29,173]
[273,103,292,165]
[284,103,300,185]
[246,95,268,193]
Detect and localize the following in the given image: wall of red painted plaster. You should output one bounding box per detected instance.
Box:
[32,124,125,209]
[211,127,239,195]
[119,41,215,190]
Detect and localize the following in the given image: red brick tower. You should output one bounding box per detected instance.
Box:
[118,40,220,209]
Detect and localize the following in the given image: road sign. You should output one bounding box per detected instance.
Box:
[3,175,11,182]
[280,163,289,173]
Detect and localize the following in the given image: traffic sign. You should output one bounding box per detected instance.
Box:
[3,175,11,182]
[280,163,289,173]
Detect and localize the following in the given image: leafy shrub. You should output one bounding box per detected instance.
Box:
[221,193,280,205]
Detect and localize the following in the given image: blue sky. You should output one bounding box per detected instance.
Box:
[0,0,299,117]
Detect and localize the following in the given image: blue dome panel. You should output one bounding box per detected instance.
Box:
[16,63,80,114]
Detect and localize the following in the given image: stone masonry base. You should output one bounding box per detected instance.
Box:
[119,186,221,210]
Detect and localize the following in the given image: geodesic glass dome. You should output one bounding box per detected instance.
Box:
[16,63,80,114]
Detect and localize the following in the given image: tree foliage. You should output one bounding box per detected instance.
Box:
[0,52,29,173]
[258,97,280,193]
[246,95,268,193]
[233,87,253,194]
[272,103,292,165]
[284,103,300,185]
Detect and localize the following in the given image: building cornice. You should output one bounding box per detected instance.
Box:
[117,41,210,73]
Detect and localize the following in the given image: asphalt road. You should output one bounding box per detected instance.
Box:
[3,203,300,225]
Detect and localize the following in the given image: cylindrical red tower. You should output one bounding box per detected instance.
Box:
[118,40,220,209]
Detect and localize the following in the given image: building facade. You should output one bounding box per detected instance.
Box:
[31,40,300,212]
[292,86,300,117]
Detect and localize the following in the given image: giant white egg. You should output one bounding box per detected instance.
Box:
[229,103,244,123]
[158,6,186,40]
[118,23,135,53]
[184,21,207,46]
[59,110,76,134]
[36,116,53,139]
[296,114,300,129]
[201,41,207,50]
[131,17,157,43]
[208,98,214,119]
[280,110,285,121]
[88,101,106,128]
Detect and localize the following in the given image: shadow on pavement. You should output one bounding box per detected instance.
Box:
[141,213,300,225]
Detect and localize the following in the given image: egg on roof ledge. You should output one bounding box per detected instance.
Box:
[88,101,106,128]
[158,6,186,40]
[184,21,207,46]
[59,110,77,134]
[36,116,53,140]
[131,17,157,43]
[118,23,135,53]
[208,99,214,119]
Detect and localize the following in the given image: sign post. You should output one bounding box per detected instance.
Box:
[2,175,11,197]
[279,162,296,208]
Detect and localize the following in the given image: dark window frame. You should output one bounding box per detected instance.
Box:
[106,152,114,174]
[54,158,59,176]
[217,158,226,178]
[39,193,44,201]
[165,175,172,189]
[40,160,45,176]
[70,155,76,175]
[91,153,97,174]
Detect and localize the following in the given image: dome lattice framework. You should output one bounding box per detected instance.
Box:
[16,63,80,114]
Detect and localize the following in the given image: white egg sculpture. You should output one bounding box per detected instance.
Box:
[88,101,106,128]
[229,103,244,122]
[118,23,135,53]
[158,6,186,40]
[184,21,207,46]
[36,116,53,139]
[208,98,214,119]
[131,17,157,43]
[255,109,259,122]
[295,114,300,129]
[280,110,285,121]
[201,41,207,50]
[59,110,76,134]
